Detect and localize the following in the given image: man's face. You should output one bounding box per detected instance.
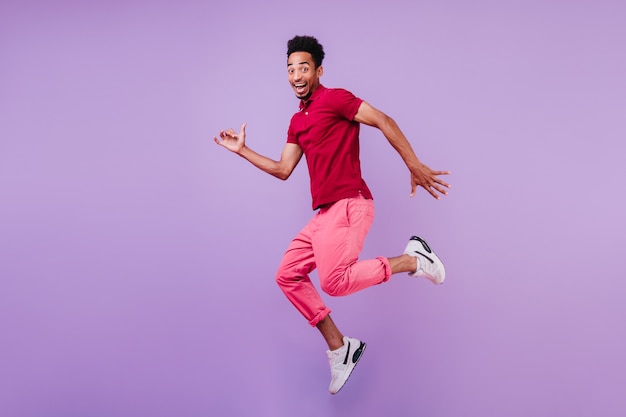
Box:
[287,51,323,100]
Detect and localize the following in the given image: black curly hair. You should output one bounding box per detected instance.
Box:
[287,35,325,68]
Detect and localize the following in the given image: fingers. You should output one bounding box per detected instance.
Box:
[434,177,452,189]
[428,177,450,198]
[424,184,443,200]
[219,123,247,139]
[215,129,232,146]
[423,169,452,197]
[429,189,441,200]
[214,123,246,153]
[220,128,237,138]
[432,184,448,197]
[433,171,452,189]
[410,174,450,200]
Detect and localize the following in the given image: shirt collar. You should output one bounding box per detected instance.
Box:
[299,84,326,110]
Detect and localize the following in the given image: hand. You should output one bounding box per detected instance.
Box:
[214,123,247,154]
[409,162,451,200]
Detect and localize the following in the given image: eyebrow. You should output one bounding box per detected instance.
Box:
[287,61,312,67]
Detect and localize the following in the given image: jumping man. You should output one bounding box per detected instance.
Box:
[214,35,451,394]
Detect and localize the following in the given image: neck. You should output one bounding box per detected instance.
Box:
[300,83,321,102]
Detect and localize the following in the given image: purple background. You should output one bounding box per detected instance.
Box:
[2,1,625,416]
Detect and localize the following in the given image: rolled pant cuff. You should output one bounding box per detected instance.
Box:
[377,256,392,283]
[308,307,332,327]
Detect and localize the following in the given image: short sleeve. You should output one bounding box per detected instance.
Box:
[286,115,298,144]
[328,88,363,121]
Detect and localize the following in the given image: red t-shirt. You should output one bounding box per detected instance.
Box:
[287,85,374,210]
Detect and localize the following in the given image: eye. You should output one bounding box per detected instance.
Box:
[302,67,309,73]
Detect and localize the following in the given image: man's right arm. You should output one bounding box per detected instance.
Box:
[214,122,303,180]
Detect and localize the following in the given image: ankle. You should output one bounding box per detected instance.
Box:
[316,316,345,350]
[328,337,345,351]
[389,254,418,274]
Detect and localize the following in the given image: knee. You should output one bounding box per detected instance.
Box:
[320,275,347,297]
[275,271,288,288]
[275,267,301,290]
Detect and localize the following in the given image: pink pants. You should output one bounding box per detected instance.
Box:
[275,195,392,326]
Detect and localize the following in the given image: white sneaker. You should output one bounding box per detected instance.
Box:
[326,336,366,394]
[404,235,446,284]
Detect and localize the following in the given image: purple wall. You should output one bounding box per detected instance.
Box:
[2,1,625,416]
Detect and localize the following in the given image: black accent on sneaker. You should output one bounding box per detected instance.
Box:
[410,236,432,253]
[413,250,435,264]
[352,342,365,363]
[342,341,351,365]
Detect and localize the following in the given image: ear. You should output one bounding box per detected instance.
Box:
[317,65,324,77]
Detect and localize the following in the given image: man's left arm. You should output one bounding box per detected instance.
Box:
[353,101,451,200]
